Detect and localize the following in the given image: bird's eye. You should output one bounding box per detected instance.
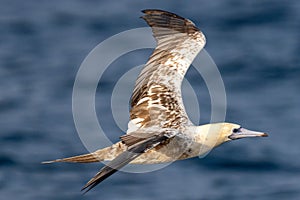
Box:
[232,128,241,133]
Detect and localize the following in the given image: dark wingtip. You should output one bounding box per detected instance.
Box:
[142,9,159,14]
[81,185,93,195]
[141,9,185,20]
[81,180,99,194]
[142,9,168,13]
[141,9,147,13]
[140,9,199,35]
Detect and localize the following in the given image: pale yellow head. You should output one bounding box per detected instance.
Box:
[196,122,268,148]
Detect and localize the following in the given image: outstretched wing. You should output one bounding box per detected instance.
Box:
[81,129,177,193]
[129,9,206,132]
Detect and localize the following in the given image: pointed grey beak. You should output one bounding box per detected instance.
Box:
[228,128,268,140]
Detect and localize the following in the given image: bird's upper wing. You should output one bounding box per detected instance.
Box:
[129,9,206,131]
[81,129,177,193]
[82,9,206,193]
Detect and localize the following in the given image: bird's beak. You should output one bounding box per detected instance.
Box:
[229,128,268,140]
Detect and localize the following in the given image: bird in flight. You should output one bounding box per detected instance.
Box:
[43,9,268,193]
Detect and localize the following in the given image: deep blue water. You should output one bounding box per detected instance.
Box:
[1,0,300,199]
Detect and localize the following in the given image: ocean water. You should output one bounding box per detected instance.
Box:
[0,0,299,199]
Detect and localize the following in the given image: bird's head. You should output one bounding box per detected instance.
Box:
[196,123,268,148]
[220,123,268,143]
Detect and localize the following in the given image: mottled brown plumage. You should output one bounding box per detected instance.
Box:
[129,9,205,131]
[43,9,268,193]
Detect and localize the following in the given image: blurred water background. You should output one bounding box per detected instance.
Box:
[0,0,299,199]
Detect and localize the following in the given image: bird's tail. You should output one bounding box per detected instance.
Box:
[42,143,126,164]
[42,152,102,164]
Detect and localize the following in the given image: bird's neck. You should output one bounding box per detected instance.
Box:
[185,124,226,150]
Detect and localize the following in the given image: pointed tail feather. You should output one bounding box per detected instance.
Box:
[41,143,127,164]
[42,152,102,164]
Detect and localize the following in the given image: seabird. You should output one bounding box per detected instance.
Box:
[43,9,268,193]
